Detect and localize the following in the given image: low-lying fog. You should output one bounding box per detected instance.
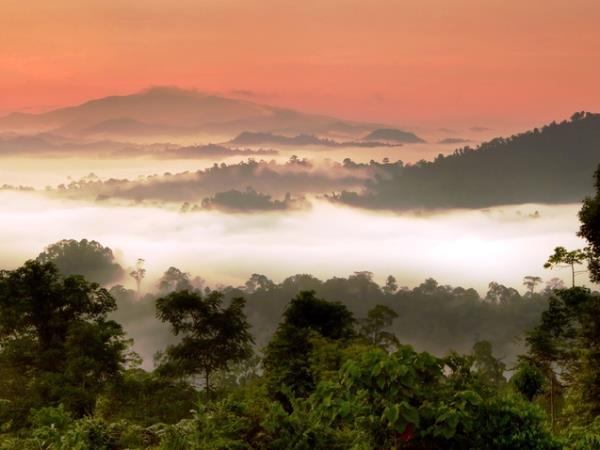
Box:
[0,189,585,293]
[0,142,462,188]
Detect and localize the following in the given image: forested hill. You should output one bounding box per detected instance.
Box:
[334,112,600,209]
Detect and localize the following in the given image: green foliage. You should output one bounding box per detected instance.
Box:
[0,257,583,448]
[471,340,506,388]
[578,164,600,283]
[562,417,600,449]
[0,261,132,425]
[301,347,557,449]
[97,369,197,426]
[156,290,254,394]
[280,290,356,339]
[358,304,399,350]
[309,346,443,448]
[523,287,600,427]
[544,246,590,287]
[263,291,355,397]
[333,113,600,210]
[511,360,546,401]
[468,394,560,450]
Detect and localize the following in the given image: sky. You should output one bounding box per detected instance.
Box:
[1,0,599,128]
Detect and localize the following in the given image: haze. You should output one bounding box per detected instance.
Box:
[0,189,585,293]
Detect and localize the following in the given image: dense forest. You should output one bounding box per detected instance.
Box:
[36,112,600,212]
[228,131,399,148]
[1,168,600,449]
[331,112,600,209]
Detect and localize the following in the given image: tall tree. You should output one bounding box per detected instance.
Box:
[485,282,520,304]
[263,290,355,397]
[523,276,543,295]
[522,287,600,428]
[0,260,131,423]
[471,340,506,388]
[358,304,400,350]
[578,164,600,283]
[244,273,275,293]
[543,246,589,287]
[37,239,125,286]
[382,275,398,295]
[130,258,146,293]
[155,290,253,396]
[158,266,193,294]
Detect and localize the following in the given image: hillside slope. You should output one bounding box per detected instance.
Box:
[333,112,600,209]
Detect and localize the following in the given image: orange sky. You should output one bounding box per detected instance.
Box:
[1,0,599,128]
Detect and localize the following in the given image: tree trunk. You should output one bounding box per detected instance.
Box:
[571,264,575,287]
[550,374,555,432]
[205,369,211,400]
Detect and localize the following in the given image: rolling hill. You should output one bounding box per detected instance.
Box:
[331,112,600,209]
[0,87,383,139]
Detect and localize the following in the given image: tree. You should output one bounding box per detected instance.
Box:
[263,291,355,397]
[544,246,590,287]
[523,276,543,295]
[522,287,600,428]
[544,277,566,293]
[382,275,398,295]
[471,340,506,388]
[97,368,197,426]
[348,271,379,301]
[37,239,125,286]
[307,346,558,449]
[485,282,520,304]
[524,295,568,431]
[578,165,600,283]
[158,266,193,294]
[155,290,253,396]
[511,360,545,401]
[129,259,146,293]
[244,273,275,293]
[0,261,131,423]
[358,304,400,350]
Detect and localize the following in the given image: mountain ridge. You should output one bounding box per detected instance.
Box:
[0,87,384,139]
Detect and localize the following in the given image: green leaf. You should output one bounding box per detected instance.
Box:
[457,390,482,406]
[339,400,352,418]
[383,404,400,425]
[399,402,419,426]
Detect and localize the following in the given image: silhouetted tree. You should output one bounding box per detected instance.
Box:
[37,239,125,286]
[130,259,146,293]
[158,266,193,294]
[244,273,275,293]
[358,304,399,350]
[523,276,543,295]
[544,246,589,287]
[544,277,566,293]
[485,282,520,304]
[382,275,398,295]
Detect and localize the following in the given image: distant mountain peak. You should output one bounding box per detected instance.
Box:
[0,87,383,138]
[363,128,425,144]
[136,86,210,99]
